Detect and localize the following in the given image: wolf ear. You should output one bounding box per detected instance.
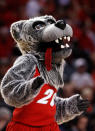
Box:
[10,20,25,41]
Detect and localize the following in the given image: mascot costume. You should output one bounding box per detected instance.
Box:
[0,15,89,131]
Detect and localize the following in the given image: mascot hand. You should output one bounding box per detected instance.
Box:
[77,95,90,112]
[66,94,90,115]
[32,76,44,90]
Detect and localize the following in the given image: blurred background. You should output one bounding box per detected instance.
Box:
[0,0,95,130]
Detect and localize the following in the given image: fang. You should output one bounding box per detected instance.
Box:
[67,36,70,42]
[64,36,66,40]
[55,39,59,43]
[66,43,69,47]
[61,45,65,48]
[60,37,62,40]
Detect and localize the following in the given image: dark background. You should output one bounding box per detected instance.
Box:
[0,0,95,131]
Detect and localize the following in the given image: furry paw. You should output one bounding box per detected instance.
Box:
[66,94,90,115]
[32,76,44,90]
[77,95,90,112]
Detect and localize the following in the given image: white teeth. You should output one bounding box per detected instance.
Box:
[55,39,59,43]
[61,45,65,48]
[64,36,66,40]
[66,43,69,47]
[60,37,62,40]
[67,36,70,42]
[61,44,70,49]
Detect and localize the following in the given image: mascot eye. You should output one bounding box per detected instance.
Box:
[47,19,55,24]
[34,23,45,30]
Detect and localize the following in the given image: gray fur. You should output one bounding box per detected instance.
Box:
[42,24,73,42]
[1,54,43,107]
[10,15,72,59]
[1,54,83,124]
[55,95,83,125]
[10,15,56,54]
[38,60,65,89]
[1,54,64,107]
[0,15,83,125]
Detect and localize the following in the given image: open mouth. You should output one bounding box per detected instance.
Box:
[54,36,71,50]
[38,36,72,52]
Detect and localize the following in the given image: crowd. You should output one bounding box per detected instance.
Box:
[0,0,95,130]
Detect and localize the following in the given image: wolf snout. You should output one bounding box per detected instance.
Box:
[42,19,73,42]
[55,20,66,30]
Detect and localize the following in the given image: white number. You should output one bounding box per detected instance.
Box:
[50,93,56,107]
[37,89,56,106]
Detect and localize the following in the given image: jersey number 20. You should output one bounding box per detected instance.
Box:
[37,89,56,107]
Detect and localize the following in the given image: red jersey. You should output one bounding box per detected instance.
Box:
[12,67,57,126]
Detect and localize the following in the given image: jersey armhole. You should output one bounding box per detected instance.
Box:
[33,67,40,78]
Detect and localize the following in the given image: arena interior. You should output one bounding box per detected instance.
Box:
[0,0,95,131]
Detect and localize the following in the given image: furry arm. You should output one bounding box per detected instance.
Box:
[55,94,83,125]
[0,54,44,107]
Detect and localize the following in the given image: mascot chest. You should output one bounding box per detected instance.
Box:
[13,67,57,126]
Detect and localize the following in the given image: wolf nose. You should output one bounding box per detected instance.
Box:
[55,20,66,30]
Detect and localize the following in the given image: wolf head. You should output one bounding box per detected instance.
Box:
[11,15,73,64]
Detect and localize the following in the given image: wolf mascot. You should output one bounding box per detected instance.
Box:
[0,15,89,131]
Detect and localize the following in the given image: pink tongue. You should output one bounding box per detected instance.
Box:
[45,48,52,71]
